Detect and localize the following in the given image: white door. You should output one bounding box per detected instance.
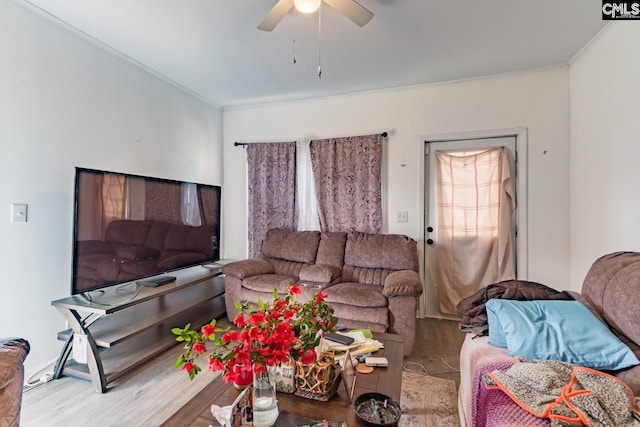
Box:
[421,135,520,318]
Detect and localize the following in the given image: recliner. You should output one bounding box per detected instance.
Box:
[0,338,30,427]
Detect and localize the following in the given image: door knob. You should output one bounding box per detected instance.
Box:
[427,226,433,233]
[427,238,434,245]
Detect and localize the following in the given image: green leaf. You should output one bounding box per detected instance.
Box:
[175,356,184,369]
[188,364,201,381]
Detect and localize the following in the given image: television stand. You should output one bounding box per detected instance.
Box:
[51,263,230,393]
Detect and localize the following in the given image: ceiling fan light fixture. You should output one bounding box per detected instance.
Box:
[294,0,321,14]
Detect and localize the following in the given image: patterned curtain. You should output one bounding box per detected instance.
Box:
[247,142,298,258]
[309,134,382,233]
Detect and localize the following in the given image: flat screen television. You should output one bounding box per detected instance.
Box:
[71,167,221,296]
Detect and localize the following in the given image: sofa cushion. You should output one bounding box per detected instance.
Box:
[266,258,308,278]
[243,274,298,295]
[328,302,389,331]
[345,232,418,272]
[341,265,394,286]
[315,232,347,269]
[579,252,640,395]
[324,283,388,308]
[581,251,640,348]
[299,264,341,284]
[261,229,321,264]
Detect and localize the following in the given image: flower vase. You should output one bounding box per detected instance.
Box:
[252,368,279,427]
[232,364,253,390]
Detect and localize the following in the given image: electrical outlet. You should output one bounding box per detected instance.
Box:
[397,211,408,223]
[10,204,28,223]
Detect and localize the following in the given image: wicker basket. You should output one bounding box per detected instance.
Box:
[294,352,341,401]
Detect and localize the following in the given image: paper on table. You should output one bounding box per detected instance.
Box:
[324,331,368,351]
[339,331,367,343]
[211,386,252,427]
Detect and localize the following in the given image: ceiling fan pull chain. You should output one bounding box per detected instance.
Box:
[317,4,322,78]
[293,7,297,64]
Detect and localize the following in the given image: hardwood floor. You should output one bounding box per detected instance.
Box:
[405,317,465,388]
[21,318,464,426]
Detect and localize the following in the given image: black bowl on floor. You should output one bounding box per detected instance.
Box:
[354,392,401,427]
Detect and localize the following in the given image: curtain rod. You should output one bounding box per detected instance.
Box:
[234,132,387,147]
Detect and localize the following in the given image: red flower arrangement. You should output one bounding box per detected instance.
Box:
[173,284,338,383]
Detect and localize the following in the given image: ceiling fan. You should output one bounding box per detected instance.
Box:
[258,0,374,31]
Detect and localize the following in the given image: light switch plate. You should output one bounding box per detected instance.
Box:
[397,211,408,223]
[10,204,28,223]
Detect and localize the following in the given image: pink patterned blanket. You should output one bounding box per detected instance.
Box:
[458,334,550,427]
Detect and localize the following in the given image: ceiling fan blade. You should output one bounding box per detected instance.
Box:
[323,0,374,27]
[258,0,295,31]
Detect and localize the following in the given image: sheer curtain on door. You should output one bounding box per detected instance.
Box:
[435,147,515,314]
[246,142,298,258]
[309,134,382,233]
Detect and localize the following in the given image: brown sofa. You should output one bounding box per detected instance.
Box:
[0,338,30,427]
[222,228,423,356]
[75,219,215,291]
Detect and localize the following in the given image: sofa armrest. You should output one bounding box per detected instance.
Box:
[0,338,29,389]
[299,264,341,284]
[222,259,275,280]
[383,270,423,298]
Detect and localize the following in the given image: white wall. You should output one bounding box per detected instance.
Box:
[10,0,625,375]
[569,22,640,288]
[0,1,223,374]
[223,67,572,298]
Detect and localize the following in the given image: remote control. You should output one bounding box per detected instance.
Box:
[325,332,354,345]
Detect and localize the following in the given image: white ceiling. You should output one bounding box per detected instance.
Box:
[20,0,607,108]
